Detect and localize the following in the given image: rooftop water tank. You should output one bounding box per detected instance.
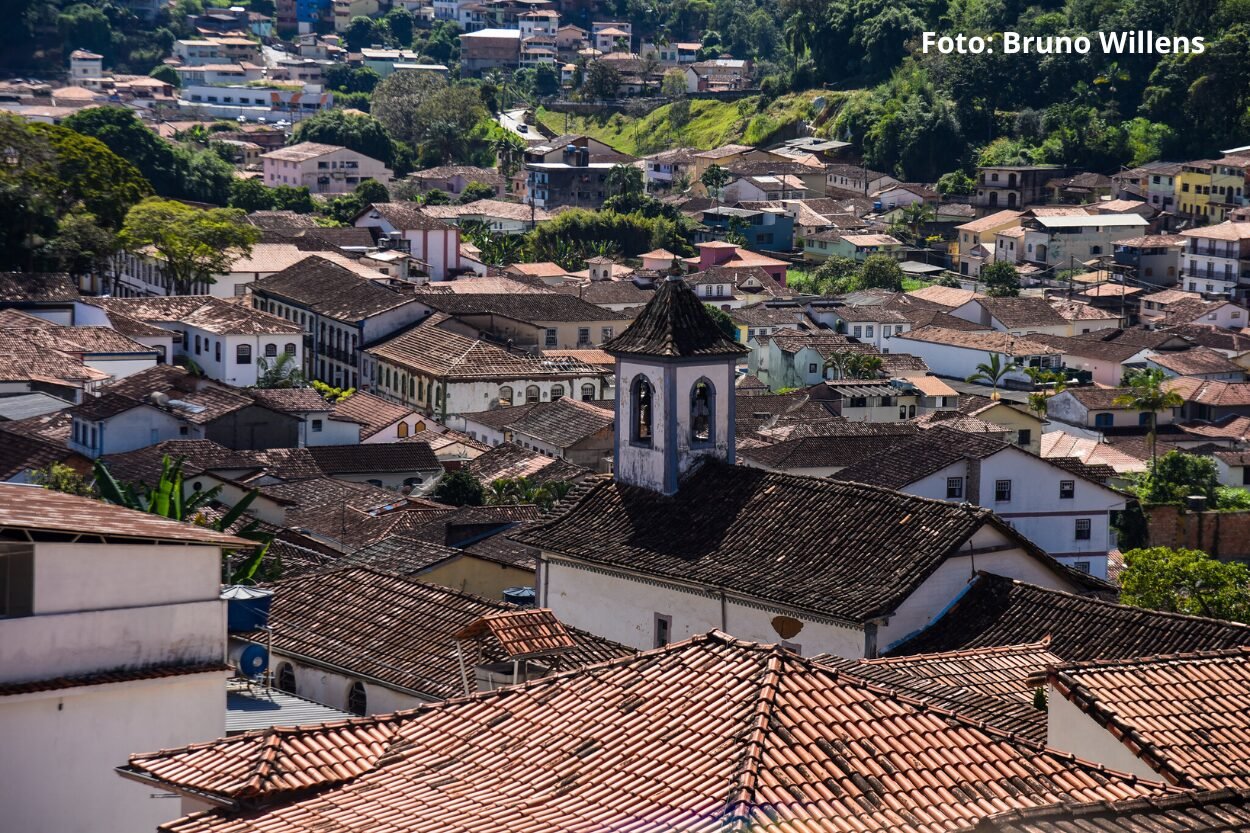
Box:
[229,642,270,679]
[221,586,274,632]
[502,586,536,608]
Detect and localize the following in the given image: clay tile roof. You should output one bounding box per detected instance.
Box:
[965,788,1250,833]
[0,431,84,480]
[516,462,1089,624]
[328,390,416,439]
[91,296,301,336]
[252,257,420,321]
[358,202,455,232]
[1148,346,1244,377]
[955,210,1023,233]
[832,425,1009,489]
[246,388,330,414]
[144,631,1167,832]
[1164,378,1250,407]
[236,567,632,700]
[0,274,81,304]
[418,291,627,322]
[737,432,914,470]
[306,442,440,474]
[489,397,613,448]
[897,327,1063,355]
[466,442,589,486]
[454,608,578,659]
[812,654,1047,741]
[888,572,1250,662]
[1049,648,1250,789]
[862,640,1061,703]
[976,296,1069,328]
[368,319,603,382]
[0,484,249,546]
[260,141,350,162]
[603,276,747,358]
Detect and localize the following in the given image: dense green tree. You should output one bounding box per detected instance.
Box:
[422,189,451,205]
[290,109,397,168]
[1121,547,1250,621]
[980,260,1020,298]
[41,212,118,279]
[149,64,181,87]
[324,64,381,95]
[458,181,496,203]
[119,198,260,294]
[432,469,485,506]
[371,71,446,148]
[414,85,490,165]
[229,178,274,212]
[58,3,112,56]
[534,62,561,97]
[355,178,390,205]
[62,106,187,199]
[582,61,622,100]
[384,7,414,46]
[344,15,379,50]
[1134,449,1219,506]
[857,254,905,291]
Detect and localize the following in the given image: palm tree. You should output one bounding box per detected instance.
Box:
[606,163,643,198]
[256,351,306,389]
[900,202,935,242]
[1114,368,1184,461]
[966,353,1017,399]
[823,351,884,380]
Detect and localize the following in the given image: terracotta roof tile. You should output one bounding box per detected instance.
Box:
[965,788,1250,833]
[144,632,1167,832]
[453,608,579,659]
[90,296,302,335]
[1148,347,1244,377]
[330,391,418,440]
[603,276,747,358]
[466,442,589,486]
[863,641,1061,703]
[1049,648,1250,789]
[368,319,607,382]
[0,271,80,302]
[252,256,421,321]
[888,572,1250,662]
[812,654,1047,741]
[0,484,250,547]
[241,567,632,700]
[515,462,1089,624]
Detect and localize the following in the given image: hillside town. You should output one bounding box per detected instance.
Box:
[6,0,1250,831]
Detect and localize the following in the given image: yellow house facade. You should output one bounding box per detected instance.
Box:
[1177,160,1245,223]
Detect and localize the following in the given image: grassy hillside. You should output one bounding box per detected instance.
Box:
[535,91,828,155]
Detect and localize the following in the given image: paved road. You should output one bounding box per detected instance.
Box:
[498,108,534,138]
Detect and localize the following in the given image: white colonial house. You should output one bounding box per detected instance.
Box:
[833,427,1125,578]
[261,142,393,195]
[81,297,304,388]
[0,485,245,833]
[354,202,466,281]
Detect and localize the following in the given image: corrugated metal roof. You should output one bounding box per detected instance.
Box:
[226,683,350,734]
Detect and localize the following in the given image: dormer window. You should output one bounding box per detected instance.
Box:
[631,375,653,446]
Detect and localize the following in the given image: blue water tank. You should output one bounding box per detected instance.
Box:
[232,643,270,678]
[503,586,536,608]
[221,586,274,632]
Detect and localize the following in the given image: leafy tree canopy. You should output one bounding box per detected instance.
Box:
[1121,546,1250,622]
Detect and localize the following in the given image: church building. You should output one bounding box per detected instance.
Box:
[515,275,1106,657]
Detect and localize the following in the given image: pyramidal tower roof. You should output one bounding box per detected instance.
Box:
[603,275,747,358]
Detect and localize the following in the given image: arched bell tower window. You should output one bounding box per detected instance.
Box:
[690,378,714,446]
[631,375,653,446]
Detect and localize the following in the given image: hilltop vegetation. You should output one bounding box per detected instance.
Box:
[535,92,828,155]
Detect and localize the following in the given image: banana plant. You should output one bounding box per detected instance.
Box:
[94,455,273,584]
